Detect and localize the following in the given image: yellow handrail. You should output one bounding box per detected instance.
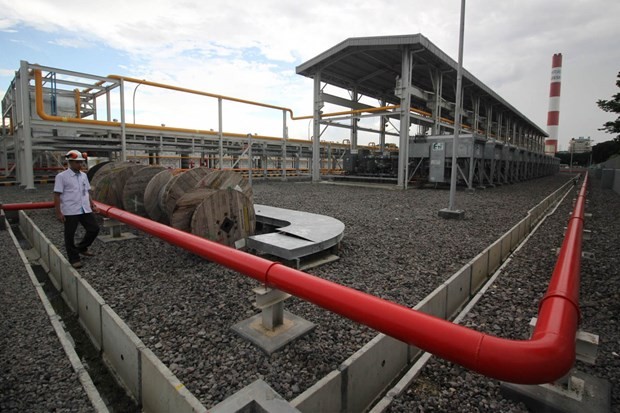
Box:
[33,69,378,149]
[33,69,307,144]
[35,68,490,148]
[108,74,304,120]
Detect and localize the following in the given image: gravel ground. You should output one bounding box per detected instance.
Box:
[0,226,94,412]
[388,175,620,413]
[0,174,583,409]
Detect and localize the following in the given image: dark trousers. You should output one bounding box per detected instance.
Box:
[64,213,100,263]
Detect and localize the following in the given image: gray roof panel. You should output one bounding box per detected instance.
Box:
[296,34,546,136]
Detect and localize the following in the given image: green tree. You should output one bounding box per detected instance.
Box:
[592,139,620,164]
[597,71,620,140]
[556,151,592,166]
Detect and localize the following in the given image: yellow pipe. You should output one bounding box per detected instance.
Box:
[81,80,105,94]
[34,69,309,144]
[107,74,436,124]
[34,71,368,149]
[36,69,483,148]
[107,74,304,120]
[97,72,467,132]
[317,100,475,133]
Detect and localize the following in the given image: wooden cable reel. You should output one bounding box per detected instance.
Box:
[169,188,214,232]
[92,162,146,208]
[164,169,256,246]
[86,160,111,182]
[90,161,133,187]
[144,168,184,223]
[92,164,256,247]
[190,188,255,247]
[196,169,253,198]
[163,167,213,220]
[122,166,166,216]
[158,173,182,223]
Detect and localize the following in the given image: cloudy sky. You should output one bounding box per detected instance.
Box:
[1,0,618,150]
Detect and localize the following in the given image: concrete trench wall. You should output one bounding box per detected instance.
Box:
[4,213,109,412]
[18,211,207,413]
[15,177,576,413]
[291,177,576,413]
[599,168,620,195]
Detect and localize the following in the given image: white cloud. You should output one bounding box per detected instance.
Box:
[48,37,91,49]
[0,0,619,147]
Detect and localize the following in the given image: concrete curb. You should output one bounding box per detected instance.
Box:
[7,213,109,413]
[18,211,208,413]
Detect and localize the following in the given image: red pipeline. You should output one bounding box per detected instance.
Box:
[0,174,588,384]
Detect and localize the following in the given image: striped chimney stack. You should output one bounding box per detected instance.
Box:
[545,53,562,155]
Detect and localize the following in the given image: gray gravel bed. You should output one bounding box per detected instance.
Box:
[1,175,574,408]
[388,176,620,412]
[0,227,94,412]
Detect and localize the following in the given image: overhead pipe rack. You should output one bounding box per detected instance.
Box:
[3,62,410,187]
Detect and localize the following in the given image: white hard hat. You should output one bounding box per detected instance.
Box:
[65,150,87,161]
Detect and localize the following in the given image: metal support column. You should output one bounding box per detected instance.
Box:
[327,143,332,173]
[312,73,322,183]
[397,47,412,189]
[218,98,223,169]
[486,105,493,139]
[440,0,466,219]
[15,64,23,185]
[350,87,359,151]
[472,96,480,133]
[282,110,287,180]
[262,143,268,178]
[512,121,517,148]
[431,69,443,135]
[18,61,35,190]
[380,99,386,153]
[539,136,543,154]
[119,78,127,161]
[200,136,205,166]
[497,113,503,142]
[158,135,163,164]
[1,118,7,177]
[468,148,475,191]
[506,117,512,144]
[105,86,113,157]
[247,133,253,186]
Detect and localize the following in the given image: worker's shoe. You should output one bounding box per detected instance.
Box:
[79,249,95,257]
[71,261,82,269]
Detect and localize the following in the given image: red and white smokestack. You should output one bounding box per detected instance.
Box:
[545,53,562,155]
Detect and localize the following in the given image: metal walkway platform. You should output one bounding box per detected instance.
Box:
[249,204,345,261]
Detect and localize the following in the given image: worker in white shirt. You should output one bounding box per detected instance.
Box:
[53,150,100,269]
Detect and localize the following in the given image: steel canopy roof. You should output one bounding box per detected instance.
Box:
[296,34,547,136]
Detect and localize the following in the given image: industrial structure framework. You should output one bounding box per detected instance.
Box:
[0,171,596,412]
[297,34,557,187]
[0,33,604,413]
[1,62,349,190]
[2,34,557,192]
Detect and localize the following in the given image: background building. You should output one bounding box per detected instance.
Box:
[569,137,592,153]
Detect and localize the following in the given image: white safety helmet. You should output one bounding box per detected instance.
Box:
[65,150,87,161]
